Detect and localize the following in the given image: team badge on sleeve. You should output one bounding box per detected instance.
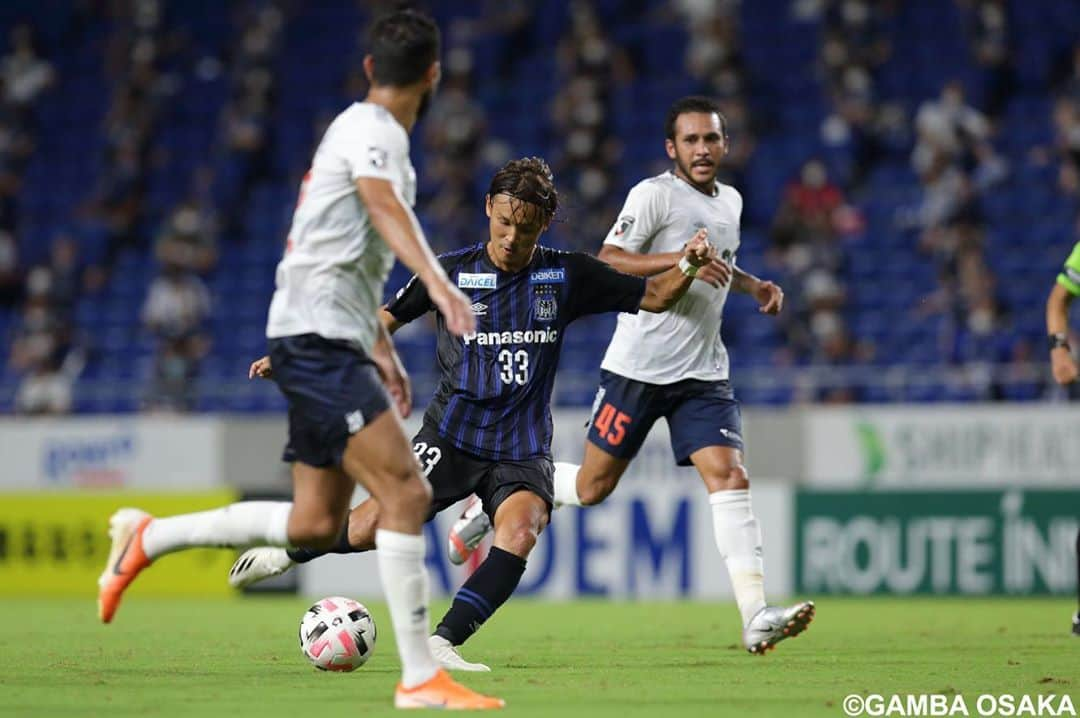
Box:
[613,216,635,237]
[367,146,388,169]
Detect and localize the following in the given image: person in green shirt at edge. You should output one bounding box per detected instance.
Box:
[1045,239,1080,636]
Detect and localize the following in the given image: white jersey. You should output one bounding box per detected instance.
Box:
[600,171,742,384]
[266,102,417,353]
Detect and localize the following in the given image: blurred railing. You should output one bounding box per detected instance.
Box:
[2,361,1073,414]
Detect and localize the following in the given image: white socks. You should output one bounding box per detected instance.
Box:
[375,528,440,688]
[553,462,583,507]
[142,501,292,560]
[709,489,766,626]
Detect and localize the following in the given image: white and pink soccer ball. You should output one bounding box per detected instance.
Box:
[298,596,377,672]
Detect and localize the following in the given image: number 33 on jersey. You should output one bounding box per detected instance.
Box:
[386,243,647,462]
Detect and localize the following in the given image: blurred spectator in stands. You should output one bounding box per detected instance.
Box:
[422,45,489,252]
[548,1,633,250]
[15,363,75,414]
[142,267,210,341]
[84,138,145,260]
[912,80,990,175]
[814,0,896,188]
[155,199,218,276]
[0,229,19,306]
[0,111,35,231]
[141,267,211,411]
[822,0,892,75]
[8,264,82,415]
[681,0,745,98]
[1054,43,1080,105]
[959,0,1013,117]
[47,234,82,313]
[771,159,845,251]
[908,151,976,231]
[1,24,54,126]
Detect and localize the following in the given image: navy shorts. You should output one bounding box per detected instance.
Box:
[586,369,743,466]
[412,421,554,522]
[269,334,391,468]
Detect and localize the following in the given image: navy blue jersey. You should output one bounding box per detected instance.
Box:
[387,243,646,460]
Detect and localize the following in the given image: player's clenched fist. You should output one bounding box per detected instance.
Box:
[249,355,272,379]
[683,228,716,267]
[1051,347,1078,384]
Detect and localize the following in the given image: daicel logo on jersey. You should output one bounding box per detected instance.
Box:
[458,273,497,289]
[530,268,565,284]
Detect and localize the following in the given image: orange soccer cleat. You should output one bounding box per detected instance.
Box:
[97,508,153,623]
[394,669,505,710]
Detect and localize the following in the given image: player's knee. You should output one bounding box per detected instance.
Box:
[289,513,342,549]
[721,463,749,490]
[500,521,543,557]
[378,472,432,518]
[578,474,617,506]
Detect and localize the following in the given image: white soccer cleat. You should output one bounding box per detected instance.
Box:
[228,547,295,588]
[447,496,492,566]
[742,600,815,655]
[428,635,491,672]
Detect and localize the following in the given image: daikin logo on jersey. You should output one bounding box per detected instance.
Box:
[462,328,559,346]
[530,268,565,284]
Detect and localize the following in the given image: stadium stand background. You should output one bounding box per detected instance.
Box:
[1,0,1079,415]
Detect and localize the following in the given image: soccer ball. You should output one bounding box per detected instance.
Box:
[298,596,376,671]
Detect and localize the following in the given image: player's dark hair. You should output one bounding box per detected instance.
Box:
[366,9,441,87]
[487,157,559,223]
[665,95,727,140]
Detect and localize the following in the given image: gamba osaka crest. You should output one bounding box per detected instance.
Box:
[533,294,557,322]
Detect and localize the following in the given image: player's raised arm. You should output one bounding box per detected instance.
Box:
[638,228,717,312]
[598,243,682,277]
[355,177,475,337]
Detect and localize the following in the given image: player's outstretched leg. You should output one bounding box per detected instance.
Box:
[342,413,502,709]
[98,501,294,623]
[434,490,547,670]
[229,500,380,588]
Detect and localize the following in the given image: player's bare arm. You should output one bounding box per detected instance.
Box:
[371,319,412,417]
[731,265,783,315]
[355,176,476,337]
[1046,282,1077,384]
[639,228,716,312]
[597,243,682,277]
[599,240,732,288]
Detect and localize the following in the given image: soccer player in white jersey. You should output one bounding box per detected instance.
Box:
[450,96,815,655]
[95,9,502,710]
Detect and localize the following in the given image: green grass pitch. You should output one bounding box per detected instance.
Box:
[1,597,1074,717]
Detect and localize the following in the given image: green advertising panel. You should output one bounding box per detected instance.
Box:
[796,490,1079,595]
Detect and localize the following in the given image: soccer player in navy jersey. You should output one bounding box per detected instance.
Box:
[451,96,814,657]
[230,156,718,670]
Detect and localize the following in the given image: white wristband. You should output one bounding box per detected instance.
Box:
[678,256,699,278]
